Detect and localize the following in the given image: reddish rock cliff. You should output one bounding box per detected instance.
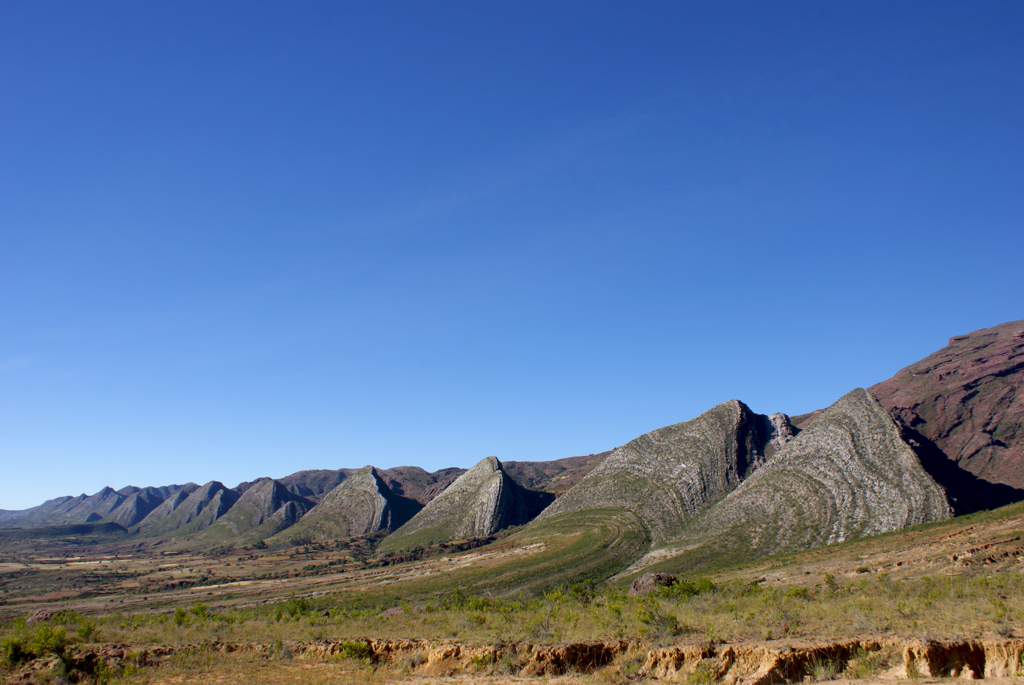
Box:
[870,320,1024,494]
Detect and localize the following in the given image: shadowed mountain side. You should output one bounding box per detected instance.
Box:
[236,466,465,505]
[502,453,610,494]
[379,467,466,505]
[202,478,314,540]
[628,388,953,577]
[894,422,1024,513]
[133,481,240,537]
[272,466,423,543]
[532,400,795,542]
[0,484,196,530]
[870,320,1024,490]
[379,457,554,553]
[103,488,167,528]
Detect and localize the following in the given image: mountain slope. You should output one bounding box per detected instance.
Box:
[134,481,239,537]
[273,466,422,542]
[202,478,314,541]
[630,388,953,576]
[532,400,794,543]
[869,320,1024,499]
[379,456,554,552]
[502,453,609,494]
[103,488,167,527]
[378,467,465,505]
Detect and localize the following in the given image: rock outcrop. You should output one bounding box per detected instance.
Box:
[133,481,239,537]
[534,400,795,542]
[42,637,1024,682]
[633,388,952,574]
[869,319,1024,503]
[103,487,167,528]
[202,478,314,540]
[379,456,554,552]
[273,466,422,542]
[629,572,677,596]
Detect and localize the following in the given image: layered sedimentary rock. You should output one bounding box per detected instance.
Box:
[134,481,239,537]
[534,400,794,542]
[104,487,167,528]
[380,457,554,552]
[632,388,952,573]
[202,478,314,540]
[276,466,422,542]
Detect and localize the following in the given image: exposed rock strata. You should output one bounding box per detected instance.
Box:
[202,478,314,539]
[635,388,952,574]
[275,466,422,541]
[380,456,554,551]
[534,400,794,542]
[133,481,239,537]
[39,637,1024,682]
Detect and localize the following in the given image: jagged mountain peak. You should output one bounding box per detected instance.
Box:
[624,388,953,577]
[533,399,792,542]
[273,465,422,543]
[379,456,554,552]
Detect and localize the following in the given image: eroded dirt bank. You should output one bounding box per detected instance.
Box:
[8,636,1024,683]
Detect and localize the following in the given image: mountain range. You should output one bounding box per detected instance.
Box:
[2,320,1021,581]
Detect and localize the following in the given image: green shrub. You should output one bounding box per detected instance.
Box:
[340,640,372,661]
[76,621,95,641]
[0,635,29,668]
[27,624,66,657]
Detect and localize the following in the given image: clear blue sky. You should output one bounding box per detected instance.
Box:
[1,2,1021,509]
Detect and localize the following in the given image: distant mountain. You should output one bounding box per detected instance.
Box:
[626,388,953,576]
[275,466,422,543]
[199,478,315,542]
[133,481,239,537]
[379,457,554,552]
[503,454,609,495]
[0,484,194,529]
[104,487,167,527]
[533,400,794,542]
[378,466,466,505]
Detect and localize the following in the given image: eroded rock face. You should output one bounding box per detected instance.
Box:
[870,320,1024,495]
[42,636,1024,682]
[379,456,554,551]
[133,481,240,537]
[637,389,952,573]
[276,466,423,541]
[202,478,315,539]
[534,400,795,542]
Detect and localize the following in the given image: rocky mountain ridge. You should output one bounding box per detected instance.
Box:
[2,320,1021,582]
[624,388,953,576]
[533,400,794,542]
[379,456,555,552]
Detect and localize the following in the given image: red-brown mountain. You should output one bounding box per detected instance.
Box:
[868,320,1024,510]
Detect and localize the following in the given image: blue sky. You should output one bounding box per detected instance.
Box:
[1,2,1021,509]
